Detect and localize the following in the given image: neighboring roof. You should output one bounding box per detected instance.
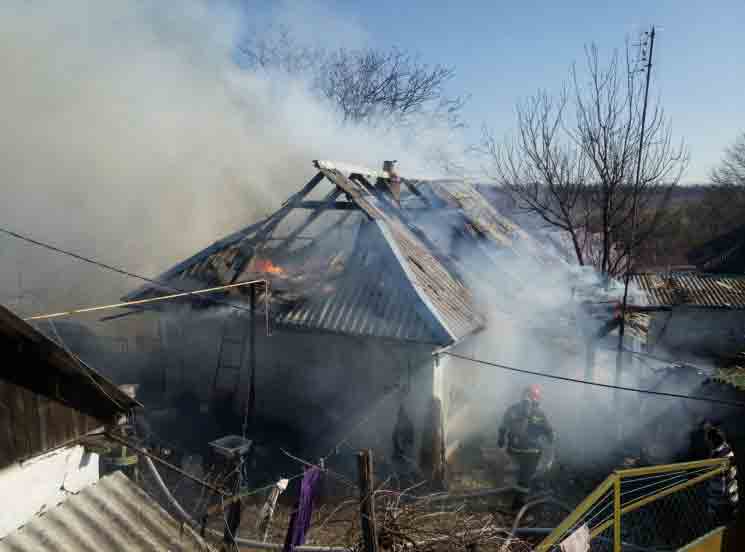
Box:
[0,304,140,418]
[408,179,546,255]
[124,161,486,346]
[0,471,214,552]
[688,224,745,274]
[630,272,745,309]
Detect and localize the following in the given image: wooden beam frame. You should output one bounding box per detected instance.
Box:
[297,200,358,210]
[227,172,326,282]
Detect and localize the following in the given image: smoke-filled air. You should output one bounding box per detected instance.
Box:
[1,1,743,550]
[0,1,464,311]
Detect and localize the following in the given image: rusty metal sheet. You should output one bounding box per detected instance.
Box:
[631,272,745,309]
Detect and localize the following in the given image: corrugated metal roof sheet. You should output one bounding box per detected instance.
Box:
[631,272,745,309]
[124,161,486,345]
[0,471,215,552]
[276,221,443,343]
[319,165,484,342]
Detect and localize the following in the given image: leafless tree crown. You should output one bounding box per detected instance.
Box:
[239,26,465,127]
[711,132,745,189]
[483,41,688,276]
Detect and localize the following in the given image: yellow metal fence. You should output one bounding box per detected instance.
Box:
[536,458,730,552]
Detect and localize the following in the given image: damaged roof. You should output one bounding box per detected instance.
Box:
[124,161,487,345]
[0,471,214,552]
[631,272,745,309]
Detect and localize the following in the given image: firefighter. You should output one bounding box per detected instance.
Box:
[704,425,739,525]
[498,384,555,505]
[392,404,420,488]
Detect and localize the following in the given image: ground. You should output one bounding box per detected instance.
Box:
[125,437,575,551]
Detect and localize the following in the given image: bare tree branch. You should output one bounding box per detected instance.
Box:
[238,27,466,128]
[483,39,688,277]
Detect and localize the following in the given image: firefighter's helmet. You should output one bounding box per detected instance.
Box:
[524,384,542,402]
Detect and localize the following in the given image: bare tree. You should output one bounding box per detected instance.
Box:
[700,132,745,236]
[316,48,464,126]
[238,26,465,128]
[483,41,687,276]
[571,44,686,275]
[711,132,745,188]
[482,91,592,266]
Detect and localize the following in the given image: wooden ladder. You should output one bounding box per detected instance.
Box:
[212,311,249,397]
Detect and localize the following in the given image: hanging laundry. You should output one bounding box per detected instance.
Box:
[283,467,322,552]
[559,524,590,552]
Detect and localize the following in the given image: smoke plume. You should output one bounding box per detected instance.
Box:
[0,1,465,314]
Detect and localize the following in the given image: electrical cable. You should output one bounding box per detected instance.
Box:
[0,225,268,317]
[439,352,745,408]
[320,384,402,461]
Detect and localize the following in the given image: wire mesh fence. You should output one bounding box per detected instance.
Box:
[536,458,730,552]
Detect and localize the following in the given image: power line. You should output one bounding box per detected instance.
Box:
[0,225,263,317]
[439,352,745,409]
[23,279,267,321]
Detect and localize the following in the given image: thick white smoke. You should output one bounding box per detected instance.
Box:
[0,1,465,314]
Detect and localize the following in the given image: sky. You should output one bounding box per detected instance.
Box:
[248,0,744,183]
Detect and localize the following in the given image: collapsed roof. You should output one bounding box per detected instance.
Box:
[127,161,555,346]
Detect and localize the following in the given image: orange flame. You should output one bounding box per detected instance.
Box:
[254,258,284,275]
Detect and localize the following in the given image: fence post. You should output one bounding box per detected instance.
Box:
[357,449,379,552]
[613,474,621,552]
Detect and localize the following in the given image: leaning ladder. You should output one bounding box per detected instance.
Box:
[212,311,249,397]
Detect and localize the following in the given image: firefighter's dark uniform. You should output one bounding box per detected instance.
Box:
[498,401,554,491]
[392,405,420,486]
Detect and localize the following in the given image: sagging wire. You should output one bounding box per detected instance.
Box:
[0,225,272,323]
[439,351,745,408]
[21,292,132,412]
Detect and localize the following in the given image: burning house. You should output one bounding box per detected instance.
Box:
[114,160,569,487]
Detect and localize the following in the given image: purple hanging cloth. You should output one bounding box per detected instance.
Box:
[283,467,322,552]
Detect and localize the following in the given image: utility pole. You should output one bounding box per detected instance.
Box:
[615,26,656,433]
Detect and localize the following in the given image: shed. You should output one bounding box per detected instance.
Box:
[0,304,139,468]
[630,271,745,360]
[0,303,140,538]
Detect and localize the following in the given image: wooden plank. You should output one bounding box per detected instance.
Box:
[23,384,42,455]
[0,381,17,466]
[274,188,343,253]
[297,201,358,210]
[256,480,288,542]
[228,172,327,282]
[35,393,48,452]
[357,449,379,552]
